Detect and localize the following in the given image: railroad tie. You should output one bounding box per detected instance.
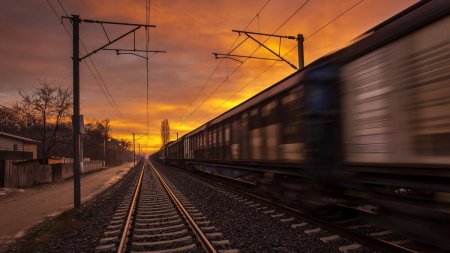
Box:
[339,243,361,253]
[319,234,340,243]
[291,222,308,229]
[304,227,322,234]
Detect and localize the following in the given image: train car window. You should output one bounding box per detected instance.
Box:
[232,118,240,143]
[218,126,223,145]
[225,122,231,159]
[281,87,303,144]
[231,117,241,159]
[406,42,450,156]
[262,100,278,126]
[218,126,223,159]
[195,135,198,158]
[225,125,230,144]
[241,112,250,160]
[209,130,213,146]
[249,108,261,129]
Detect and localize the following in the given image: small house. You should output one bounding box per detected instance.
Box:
[0,132,39,160]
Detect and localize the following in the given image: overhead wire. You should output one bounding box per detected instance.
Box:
[145,0,150,152]
[305,0,365,40]
[146,0,150,138]
[46,0,129,129]
[177,0,310,130]
[212,0,366,114]
[55,1,125,121]
[174,0,273,132]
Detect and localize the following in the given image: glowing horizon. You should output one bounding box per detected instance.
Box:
[0,0,418,154]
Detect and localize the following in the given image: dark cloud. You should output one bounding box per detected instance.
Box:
[0,0,417,152]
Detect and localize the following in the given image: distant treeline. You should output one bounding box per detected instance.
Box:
[0,81,132,165]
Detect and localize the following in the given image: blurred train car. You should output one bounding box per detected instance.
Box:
[155,0,450,249]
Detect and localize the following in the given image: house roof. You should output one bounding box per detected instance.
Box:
[0,132,40,144]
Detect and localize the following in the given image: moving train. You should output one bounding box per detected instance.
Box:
[155,0,450,249]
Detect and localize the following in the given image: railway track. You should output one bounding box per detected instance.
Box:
[95,161,238,253]
[161,162,445,253]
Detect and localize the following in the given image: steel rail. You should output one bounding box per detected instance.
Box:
[149,161,218,253]
[117,162,145,253]
[166,162,418,253]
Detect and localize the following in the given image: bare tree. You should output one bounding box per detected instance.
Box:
[161,119,170,146]
[15,82,72,160]
[119,138,132,150]
[0,106,21,133]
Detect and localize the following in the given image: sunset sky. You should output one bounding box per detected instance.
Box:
[0,0,417,153]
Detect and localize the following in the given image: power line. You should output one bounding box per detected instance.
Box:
[177,0,310,130]
[46,0,131,132]
[226,0,272,53]
[272,0,309,35]
[47,0,123,120]
[212,0,367,114]
[174,59,224,130]
[305,0,365,40]
[174,0,273,132]
[55,1,125,120]
[212,60,278,113]
[146,0,150,136]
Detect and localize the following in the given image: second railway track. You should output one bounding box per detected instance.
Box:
[96,160,238,253]
[158,161,444,253]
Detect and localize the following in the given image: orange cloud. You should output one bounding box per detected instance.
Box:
[1,0,418,156]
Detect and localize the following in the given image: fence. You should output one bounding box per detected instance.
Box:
[2,160,52,188]
[1,160,105,188]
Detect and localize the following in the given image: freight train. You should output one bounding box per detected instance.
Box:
[154,0,450,249]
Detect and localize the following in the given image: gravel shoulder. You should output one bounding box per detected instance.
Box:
[153,160,348,253]
[4,165,140,253]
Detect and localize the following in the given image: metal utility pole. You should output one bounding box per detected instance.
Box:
[63,15,163,209]
[138,144,141,160]
[133,133,136,166]
[132,132,149,166]
[72,15,81,209]
[103,124,109,167]
[213,30,305,70]
[297,34,304,69]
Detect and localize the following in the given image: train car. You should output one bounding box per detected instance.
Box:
[157,146,166,161]
[165,139,184,167]
[335,1,450,247]
[157,0,450,248]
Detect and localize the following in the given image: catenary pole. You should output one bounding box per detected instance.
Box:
[63,14,163,209]
[72,15,81,209]
[297,34,304,69]
[133,133,136,166]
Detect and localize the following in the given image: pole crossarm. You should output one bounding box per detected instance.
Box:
[62,16,156,28]
[80,26,140,60]
[133,132,150,141]
[242,32,298,70]
[103,49,167,60]
[213,53,281,63]
[62,16,160,61]
[133,132,150,166]
[63,14,166,208]
[104,48,166,53]
[212,29,302,70]
[117,52,148,59]
[232,30,297,40]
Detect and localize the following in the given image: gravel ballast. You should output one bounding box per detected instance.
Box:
[152,160,359,253]
[5,165,141,253]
